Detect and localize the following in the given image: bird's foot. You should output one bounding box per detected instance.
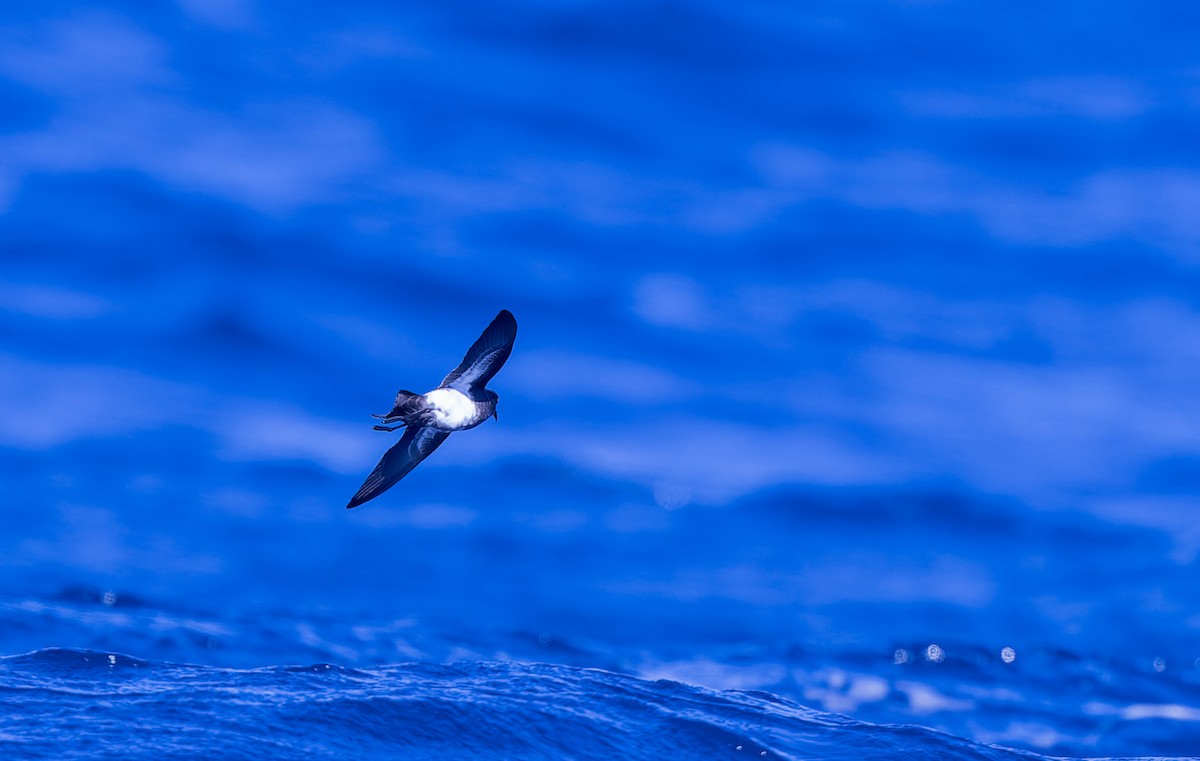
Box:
[373,411,408,424]
[372,423,404,432]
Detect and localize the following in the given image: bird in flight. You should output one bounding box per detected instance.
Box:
[347,309,517,509]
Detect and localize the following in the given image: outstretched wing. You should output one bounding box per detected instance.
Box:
[346,426,451,508]
[440,310,517,392]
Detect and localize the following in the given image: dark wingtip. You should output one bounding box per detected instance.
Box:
[492,309,517,340]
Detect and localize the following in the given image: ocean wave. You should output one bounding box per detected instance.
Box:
[2,647,1146,761]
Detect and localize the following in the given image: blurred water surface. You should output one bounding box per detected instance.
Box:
[3,1,1200,758]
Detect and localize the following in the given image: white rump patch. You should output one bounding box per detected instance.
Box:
[424,388,477,430]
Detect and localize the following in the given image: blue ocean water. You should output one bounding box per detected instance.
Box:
[0,650,1080,761]
[4,1,1200,758]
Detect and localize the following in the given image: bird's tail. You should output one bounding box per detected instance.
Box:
[371,389,425,425]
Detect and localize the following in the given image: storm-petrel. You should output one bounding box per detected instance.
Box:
[347,309,517,509]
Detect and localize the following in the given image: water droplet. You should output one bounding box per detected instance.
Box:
[735,745,743,751]
[1000,646,1016,664]
[107,654,116,666]
[925,644,944,663]
[102,591,117,607]
[893,648,909,664]
[1153,657,1166,673]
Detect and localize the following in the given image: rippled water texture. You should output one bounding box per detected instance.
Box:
[3,1,1200,759]
[0,648,1168,760]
